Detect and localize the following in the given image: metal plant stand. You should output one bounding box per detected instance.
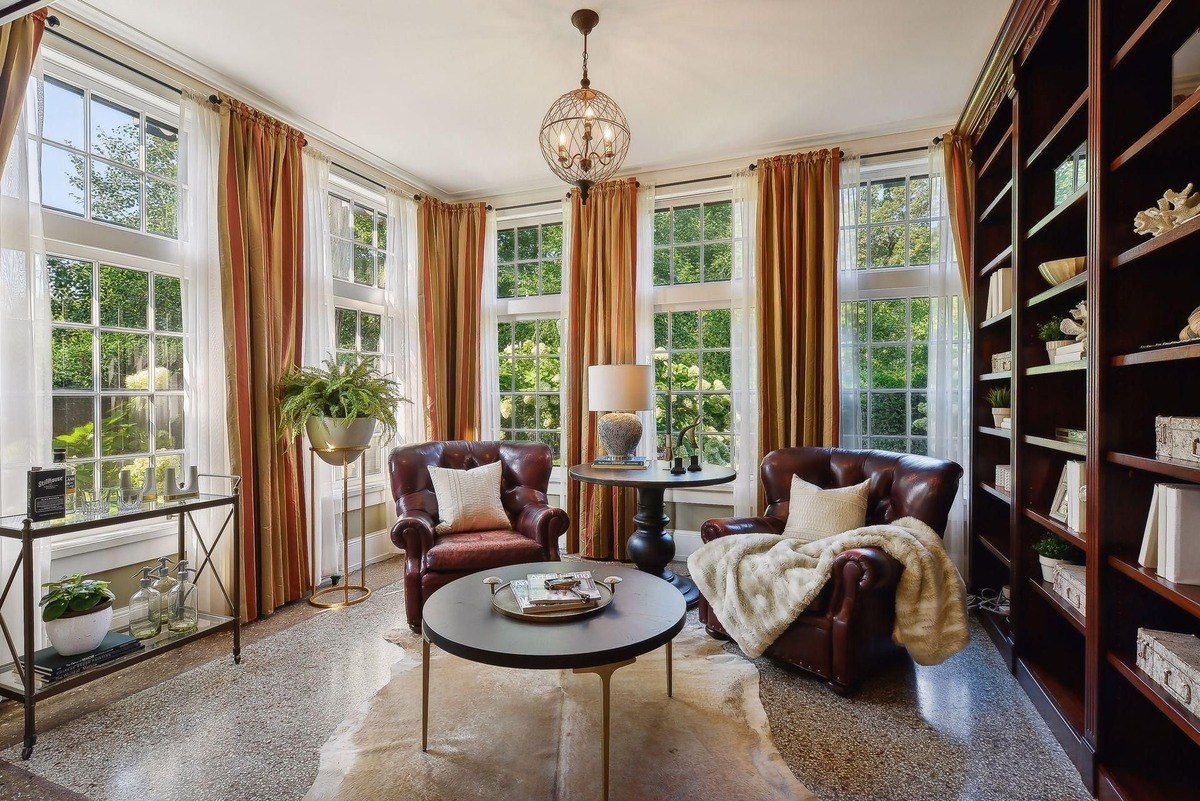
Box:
[0,475,241,760]
[308,446,371,608]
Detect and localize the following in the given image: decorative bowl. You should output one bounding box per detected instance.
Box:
[1038,257,1086,286]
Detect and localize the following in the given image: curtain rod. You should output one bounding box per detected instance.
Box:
[46,16,182,97]
[412,193,493,211]
[496,198,562,212]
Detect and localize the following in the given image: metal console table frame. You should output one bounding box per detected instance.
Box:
[0,474,241,759]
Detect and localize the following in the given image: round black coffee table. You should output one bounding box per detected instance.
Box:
[420,560,686,801]
[569,463,736,606]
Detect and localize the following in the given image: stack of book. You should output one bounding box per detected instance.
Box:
[985,267,1012,319]
[510,571,602,614]
[21,631,143,683]
[1052,341,1086,363]
[591,455,651,470]
[1140,484,1200,584]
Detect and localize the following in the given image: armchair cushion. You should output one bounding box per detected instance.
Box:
[427,460,510,534]
[423,529,545,572]
[781,476,869,543]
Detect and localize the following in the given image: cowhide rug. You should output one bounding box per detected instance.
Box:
[304,622,815,800]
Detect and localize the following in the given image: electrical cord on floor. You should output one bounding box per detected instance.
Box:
[966,587,1010,620]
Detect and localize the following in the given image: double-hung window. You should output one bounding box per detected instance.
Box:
[652,197,734,466]
[38,45,186,502]
[839,159,953,455]
[495,218,564,464]
[329,170,394,479]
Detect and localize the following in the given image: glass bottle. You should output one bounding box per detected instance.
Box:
[150,556,176,624]
[53,448,76,514]
[167,560,199,634]
[129,566,162,640]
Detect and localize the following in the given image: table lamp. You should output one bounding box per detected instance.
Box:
[588,364,653,458]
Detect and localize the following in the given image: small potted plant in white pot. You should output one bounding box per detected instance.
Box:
[1038,316,1073,363]
[40,574,115,656]
[1033,534,1083,582]
[278,357,403,466]
[987,386,1011,428]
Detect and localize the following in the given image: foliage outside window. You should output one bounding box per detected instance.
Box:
[49,255,184,495]
[653,200,732,285]
[497,318,562,463]
[497,222,562,298]
[37,75,178,238]
[653,309,732,465]
[330,193,388,288]
[848,174,936,269]
[334,306,388,476]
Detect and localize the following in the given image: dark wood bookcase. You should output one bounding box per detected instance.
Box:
[963,0,1200,796]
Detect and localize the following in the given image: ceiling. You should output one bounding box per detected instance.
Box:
[79,0,1010,199]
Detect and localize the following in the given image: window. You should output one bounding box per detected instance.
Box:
[651,197,735,467]
[839,162,952,455]
[49,256,184,496]
[497,222,562,298]
[36,74,178,238]
[1054,144,1087,207]
[497,318,562,462]
[330,194,388,288]
[335,307,383,369]
[653,200,732,285]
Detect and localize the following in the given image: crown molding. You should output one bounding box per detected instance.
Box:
[56,0,448,200]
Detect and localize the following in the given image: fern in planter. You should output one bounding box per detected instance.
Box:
[986,386,1010,408]
[277,358,404,441]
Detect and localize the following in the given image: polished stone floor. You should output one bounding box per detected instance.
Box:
[0,557,1090,801]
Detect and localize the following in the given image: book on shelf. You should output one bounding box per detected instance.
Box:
[1140,484,1200,584]
[20,631,143,682]
[1052,342,1086,363]
[1065,460,1086,534]
[985,267,1012,319]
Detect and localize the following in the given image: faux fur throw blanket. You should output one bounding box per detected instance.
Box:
[687,517,969,664]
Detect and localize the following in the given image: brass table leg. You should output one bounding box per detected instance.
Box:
[666,640,673,698]
[421,637,430,752]
[574,658,636,801]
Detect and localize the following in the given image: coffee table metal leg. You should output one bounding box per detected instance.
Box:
[666,640,673,698]
[574,658,636,801]
[421,637,430,752]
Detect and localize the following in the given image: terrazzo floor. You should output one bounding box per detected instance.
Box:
[0,556,1091,801]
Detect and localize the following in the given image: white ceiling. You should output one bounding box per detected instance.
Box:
[79,0,1009,199]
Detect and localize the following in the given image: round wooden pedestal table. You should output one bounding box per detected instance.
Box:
[421,561,686,801]
[568,463,736,606]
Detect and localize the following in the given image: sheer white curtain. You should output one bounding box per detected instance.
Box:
[928,144,971,577]
[0,66,51,648]
[479,209,500,441]
[837,156,865,448]
[730,169,759,517]
[300,148,338,584]
[635,182,657,459]
[385,190,423,447]
[179,89,231,608]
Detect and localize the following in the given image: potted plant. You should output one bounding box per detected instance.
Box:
[1038,316,1073,362]
[278,358,403,464]
[987,386,1011,428]
[40,574,115,656]
[1033,534,1083,582]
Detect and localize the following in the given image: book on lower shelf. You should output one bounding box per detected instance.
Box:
[510,571,602,614]
[20,630,143,682]
[985,267,1012,318]
[1139,484,1200,584]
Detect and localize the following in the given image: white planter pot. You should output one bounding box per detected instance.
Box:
[991,408,1012,428]
[45,600,113,656]
[1039,555,1072,583]
[1044,340,1073,362]
[306,417,378,466]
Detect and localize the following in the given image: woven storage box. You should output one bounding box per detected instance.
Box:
[995,465,1012,493]
[991,351,1012,372]
[1136,628,1200,717]
[1052,564,1086,615]
[1155,416,1200,463]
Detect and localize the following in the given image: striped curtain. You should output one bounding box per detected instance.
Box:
[0,8,44,167]
[756,150,841,455]
[416,199,487,440]
[941,131,975,312]
[564,178,639,558]
[218,97,309,621]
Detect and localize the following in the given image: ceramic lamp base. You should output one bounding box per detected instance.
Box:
[597,412,642,457]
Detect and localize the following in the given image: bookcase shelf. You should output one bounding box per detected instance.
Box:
[1109,556,1200,620]
[980,482,1012,504]
[1024,507,1086,550]
[1110,86,1200,171]
[1112,343,1200,367]
[979,180,1013,224]
[1026,359,1086,376]
[978,124,1013,179]
[1107,452,1200,483]
[981,309,1012,328]
[1028,271,1086,308]
[1026,186,1087,241]
[1111,215,1200,269]
[1025,435,1087,457]
[980,244,1013,277]
[1108,651,1200,749]
[980,370,1013,381]
[1031,578,1086,633]
[1026,89,1088,169]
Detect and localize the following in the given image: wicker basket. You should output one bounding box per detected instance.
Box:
[1137,628,1200,717]
[1052,564,1086,615]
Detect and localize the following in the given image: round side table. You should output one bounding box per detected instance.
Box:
[568,463,735,606]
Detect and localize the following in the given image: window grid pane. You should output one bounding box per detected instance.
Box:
[652,200,733,287]
[329,192,389,289]
[333,306,389,479]
[496,318,562,464]
[653,309,732,466]
[496,222,563,298]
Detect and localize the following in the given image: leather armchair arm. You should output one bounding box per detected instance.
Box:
[515,502,568,560]
[700,515,785,543]
[827,546,903,614]
[390,510,435,557]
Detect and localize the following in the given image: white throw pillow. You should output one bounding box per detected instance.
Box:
[427,460,511,535]
[781,476,870,543]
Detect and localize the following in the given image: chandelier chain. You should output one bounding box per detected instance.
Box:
[581,33,590,88]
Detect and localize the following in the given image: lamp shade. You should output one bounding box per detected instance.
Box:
[588,364,653,412]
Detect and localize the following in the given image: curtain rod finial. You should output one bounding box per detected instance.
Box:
[47,15,60,27]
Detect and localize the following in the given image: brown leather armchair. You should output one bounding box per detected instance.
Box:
[389,441,568,630]
[699,446,962,693]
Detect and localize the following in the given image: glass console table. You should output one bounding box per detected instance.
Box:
[0,475,241,759]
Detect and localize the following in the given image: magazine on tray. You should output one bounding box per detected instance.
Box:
[526,571,601,604]
[509,579,597,614]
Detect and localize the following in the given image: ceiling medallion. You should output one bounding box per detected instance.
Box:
[538,8,630,203]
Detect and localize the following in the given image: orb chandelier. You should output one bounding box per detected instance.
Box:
[539,9,630,203]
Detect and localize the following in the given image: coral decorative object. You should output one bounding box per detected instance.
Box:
[1134,184,1200,237]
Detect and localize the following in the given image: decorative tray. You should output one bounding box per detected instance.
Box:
[484,576,620,623]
